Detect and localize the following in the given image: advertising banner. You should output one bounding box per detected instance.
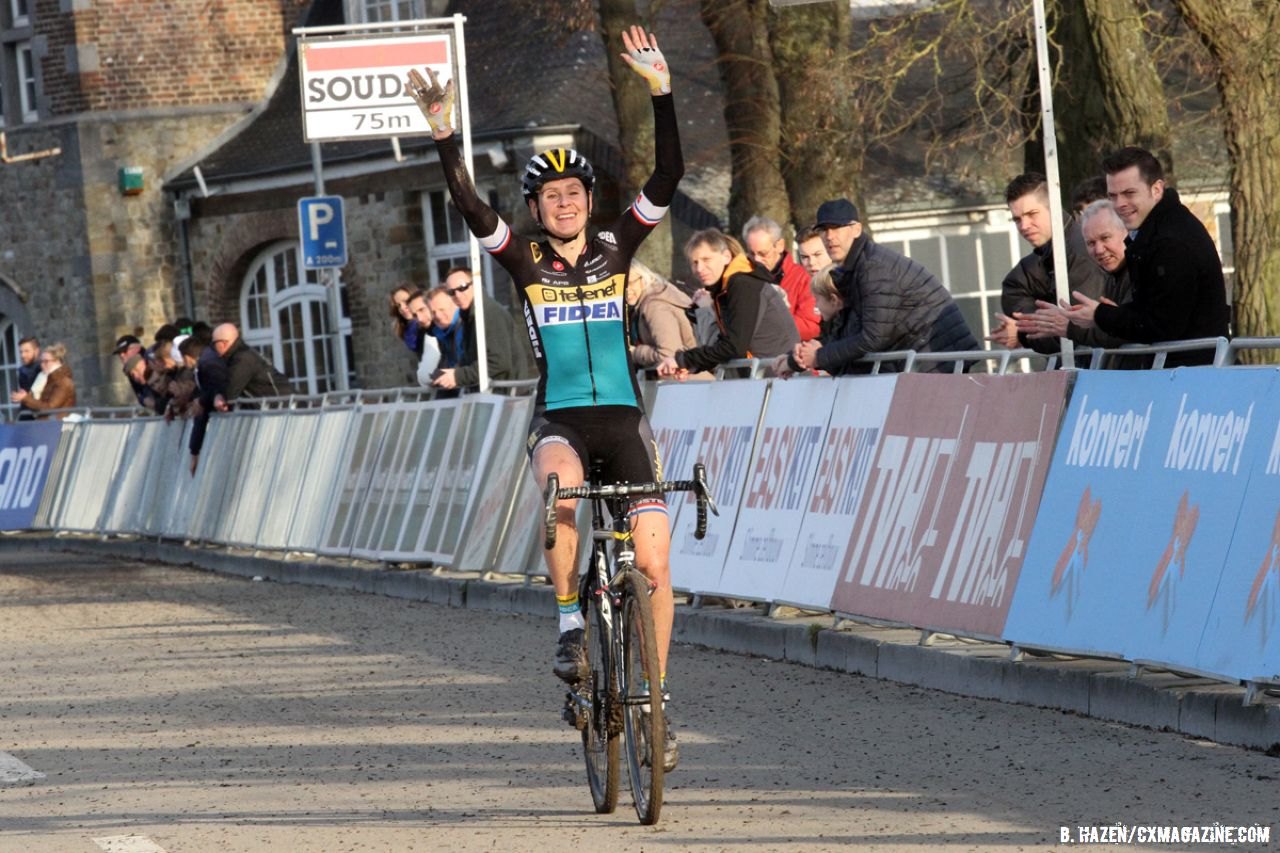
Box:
[0,420,62,530]
[654,380,767,593]
[718,378,838,601]
[831,372,1069,638]
[776,375,896,609]
[1003,368,1266,666]
[1194,370,1280,682]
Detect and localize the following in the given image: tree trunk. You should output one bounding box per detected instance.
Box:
[1173,1,1280,357]
[768,0,863,235]
[597,0,673,275]
[1082,0,1173,176]
[699,0,790,236]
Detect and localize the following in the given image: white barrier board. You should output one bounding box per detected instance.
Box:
[657,380,768,593]
[717,378,838,601]
[776,375,897,609]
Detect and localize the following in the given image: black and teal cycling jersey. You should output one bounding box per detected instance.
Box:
[434,94,683,413]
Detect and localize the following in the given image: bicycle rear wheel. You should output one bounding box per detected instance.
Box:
[581,567,619,813]
[620,570,664,825]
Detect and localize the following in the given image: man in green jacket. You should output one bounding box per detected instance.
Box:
[430,267,535,392]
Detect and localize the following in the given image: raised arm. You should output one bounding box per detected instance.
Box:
[617,26,683,231]
[407,67,512,256]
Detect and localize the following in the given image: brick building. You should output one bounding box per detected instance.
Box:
[0,0,309,412]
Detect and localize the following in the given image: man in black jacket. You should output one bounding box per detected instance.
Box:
[434,267,535,392]
[1064,147,1228,367]
[793,198,978,374]
[987,173,1106,354]
[210,323,293,410]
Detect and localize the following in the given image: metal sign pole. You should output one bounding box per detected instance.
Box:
[1032,0,1075,369]
[311,141,351,391]
[453,13,488,394]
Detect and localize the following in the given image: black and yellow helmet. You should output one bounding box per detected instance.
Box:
[521,148,595,202]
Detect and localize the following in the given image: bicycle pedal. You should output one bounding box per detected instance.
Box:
[562,692,584,730]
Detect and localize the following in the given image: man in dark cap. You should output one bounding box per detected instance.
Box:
[112,333,157,409]
[789,197,978,375]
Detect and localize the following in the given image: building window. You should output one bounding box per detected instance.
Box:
[15,41,34,122]
[239,242,354,395]
[9,0,27,27]
[422,187,503,301]
[351,0,426,23]
[0,315,20,421]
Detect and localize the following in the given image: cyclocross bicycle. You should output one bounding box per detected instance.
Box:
[542,462,716,826]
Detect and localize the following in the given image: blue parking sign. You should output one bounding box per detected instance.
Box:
[298,195,348,269]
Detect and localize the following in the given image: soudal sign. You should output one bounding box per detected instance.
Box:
[299,33,453,142]
[0,421,61,530]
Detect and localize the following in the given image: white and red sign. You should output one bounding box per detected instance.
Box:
[299,33,453,141]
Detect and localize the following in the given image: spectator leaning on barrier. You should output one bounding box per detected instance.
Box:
[795,197,979,374]
[773,264,852,377]
[12,343,76,419]
[742,215,821,342]
[389,283,424,356]
[211,323,292,411]
[625,259,706,375]
[987,172,1106,354]
[656,229,799,378]
[112,334,156,410]
[179,332,227,475]
[439,267,535,392]
[405,288,443,386]
[1016,200,1138,363]
[1062,146,1229,368]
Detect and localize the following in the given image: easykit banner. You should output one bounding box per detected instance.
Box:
[653,380,768,593]
[1003,368,1265,669]
[831,371,1069,638]
[775,375,896,610]
[1194,369,1280,682]
[719,378,839,602]
[0,420,61,530]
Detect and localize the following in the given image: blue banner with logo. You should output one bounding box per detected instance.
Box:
[1194,369,1280,681]
[0,420,62,530]
[1003,368,1272,670]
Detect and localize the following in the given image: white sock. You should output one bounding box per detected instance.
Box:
[559,610,585,633]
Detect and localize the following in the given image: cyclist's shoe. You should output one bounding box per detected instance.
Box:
[640,706,679,772]
[553,628,588,683]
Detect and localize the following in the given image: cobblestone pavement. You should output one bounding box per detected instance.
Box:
[1,549,1276,852]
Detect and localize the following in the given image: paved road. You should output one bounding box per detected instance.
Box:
[0,549,1276,852]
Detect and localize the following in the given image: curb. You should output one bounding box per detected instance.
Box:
[6,534,1279,753]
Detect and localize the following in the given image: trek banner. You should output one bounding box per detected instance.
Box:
[775,375,896,610]
[1003,367,1268,671]
[830,371,1069,638]
[718,377,839,602]
[0,420,62,530]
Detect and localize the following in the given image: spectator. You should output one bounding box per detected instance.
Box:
[122,353,167,415]
[625,259,702,371]
[773,264,849,377]
[389,283,423,355]
[796,226,832,276]
[987,172,1106,354]
[179,331,227,475]
[1064,147,1229,367]
[112,333,157,410]
[404,289,443,388]
[656,229,799,378]
[439,267,535,391]
[211,323,292,410]
[15,336,40,421]
[11,343,76,419]
[1070,175,1108,217]
[795,197,978,374]
[741,215,821,341]
[164,333,199,419]
[1016,200,1138,365]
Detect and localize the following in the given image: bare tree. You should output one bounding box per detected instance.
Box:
[1172,1,1280,349]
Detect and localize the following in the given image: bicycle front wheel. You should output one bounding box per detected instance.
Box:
[620,570,664,825]
[582,571,619,813]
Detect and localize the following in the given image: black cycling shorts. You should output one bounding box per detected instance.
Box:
[527,405,664,501]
